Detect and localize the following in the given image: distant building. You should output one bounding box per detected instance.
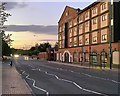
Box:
[56,1,120,66]
[38,48,55,60]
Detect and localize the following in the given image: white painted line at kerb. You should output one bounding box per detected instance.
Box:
[28,61,120,84]
[81,73,120,84]
[21,70,49,95]
[36,68,107,96]
[48,61,120,84]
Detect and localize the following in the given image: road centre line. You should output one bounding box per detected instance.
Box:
[31,68,107,96]
[19,61,120,84]
[30,63,120,84]
[18,60,119,85]
[21,70,49,96]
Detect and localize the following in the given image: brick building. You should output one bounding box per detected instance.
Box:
[38,48,55,60]
[57,1,120,66]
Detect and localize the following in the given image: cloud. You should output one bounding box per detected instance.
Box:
[5,25,58,35]
[5,2,28,10]
[40,39,57,41]
[18,3,28,8]
[5,2,18,10]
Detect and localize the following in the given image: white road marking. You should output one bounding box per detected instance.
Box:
[70,71,74,73]
[36,68,107,96]
[37,64,120,84]
[31,69,38,71]
[22,60,120,85]
[81,73,120,84]
[21,70,49,95]
[47,62,120,84]
[28,63,120,84]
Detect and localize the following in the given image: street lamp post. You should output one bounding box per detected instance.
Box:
[109,1,113,69]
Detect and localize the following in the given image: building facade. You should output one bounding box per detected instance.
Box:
[57,1,120,66]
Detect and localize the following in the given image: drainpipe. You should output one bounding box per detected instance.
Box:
[89,9,92,67]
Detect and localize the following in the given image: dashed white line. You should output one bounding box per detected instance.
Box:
[28,64,120,84]
[36,68,107,96]
[81,73,120,84]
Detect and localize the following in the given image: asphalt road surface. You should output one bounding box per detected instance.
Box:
[14,56,119,96]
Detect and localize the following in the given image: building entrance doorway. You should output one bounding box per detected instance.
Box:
[64,52,69,63]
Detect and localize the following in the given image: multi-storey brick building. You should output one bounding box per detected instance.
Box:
[57,1,120,66]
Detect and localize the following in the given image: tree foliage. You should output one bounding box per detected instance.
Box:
[27,42,51,56]
[2,39,11,56]
[0,3,12,56]
[54,42,58,51]
[38,42,51,52]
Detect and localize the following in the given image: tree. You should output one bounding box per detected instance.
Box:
[29,47,36,51]
[28,42,52,56]
[0,3,12,56]
[2,39,11,56]
[38,42,51,52]
[54,42,58,51]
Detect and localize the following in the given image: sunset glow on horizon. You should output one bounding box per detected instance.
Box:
[4,1,93,49]
[5,31,57,49]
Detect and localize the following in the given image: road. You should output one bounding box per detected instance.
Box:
[14,56,119,96]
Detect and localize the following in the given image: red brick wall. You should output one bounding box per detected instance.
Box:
[57,42,119,64]
[38,52,48,60]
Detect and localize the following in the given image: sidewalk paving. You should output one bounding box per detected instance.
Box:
[49,61,119,72]
[2,61,33,95]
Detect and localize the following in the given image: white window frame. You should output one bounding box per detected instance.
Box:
[74,18,77,25]
[74,37,77,46]
[85,22,88,27]
[79,39,82,44]
[79,16,82,21]
[93,8,97,14]
[69,29,72,37]
[62,40,64,48]
[93,19,97,24]
[74,27,77,36]
[79,25,82,30]
[85,38,88,43]
[85,12,88,18]
[69,38,72,47]
[93,36,97,42]
[102,15,106,21]
[102,3,106,10]
[59,33,62,40]
[69,21,72,27]
[102,34,107,41]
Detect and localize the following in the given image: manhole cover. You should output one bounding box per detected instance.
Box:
[11,87,16,88]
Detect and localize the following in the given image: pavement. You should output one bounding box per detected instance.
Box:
[2,60,33,95]
[13,56,119,95]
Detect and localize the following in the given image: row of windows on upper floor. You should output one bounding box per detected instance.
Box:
[59,34,107,48]
[59,29,108,48]
[59,14,108,40]
[59,13,108,32]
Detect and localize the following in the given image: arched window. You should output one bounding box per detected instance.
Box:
[64,52,69,63]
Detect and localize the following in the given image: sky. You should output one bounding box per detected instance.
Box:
[3,1,95,49]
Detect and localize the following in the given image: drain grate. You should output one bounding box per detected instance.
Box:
[10,86,16,88]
